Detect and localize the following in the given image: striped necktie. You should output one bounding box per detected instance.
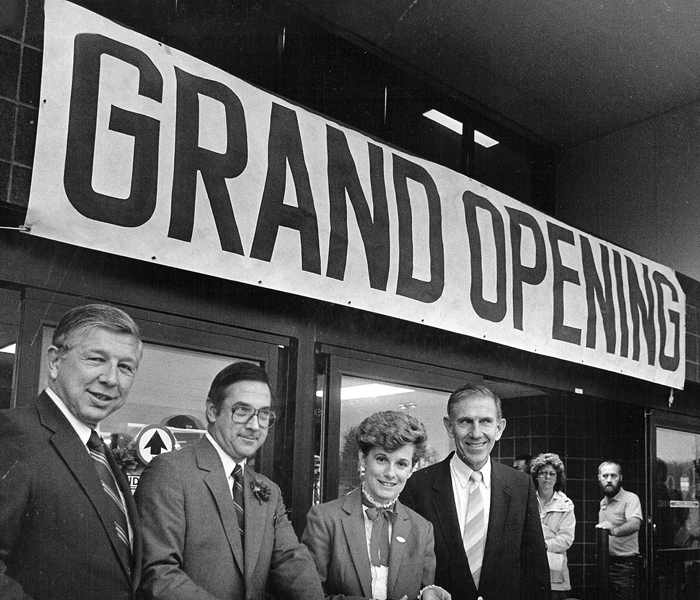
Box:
[87,430,132,567]
[464,470,485,588]
[232,464,245,543]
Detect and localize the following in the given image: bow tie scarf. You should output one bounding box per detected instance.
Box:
[362,496,397,567]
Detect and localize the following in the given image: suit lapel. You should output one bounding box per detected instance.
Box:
[431,457,466,562]
[340,490,373,597]
[196,438,246,575]
[482,461,511,579]
[242,467,267,581]
[387,500,409,597]
[36,393,133,581]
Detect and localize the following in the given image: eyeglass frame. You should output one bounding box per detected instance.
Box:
[230,404,276,428]
[537,470,558,479]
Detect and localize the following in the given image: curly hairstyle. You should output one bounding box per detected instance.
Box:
[531,452,566,492]
[355,410,428,465]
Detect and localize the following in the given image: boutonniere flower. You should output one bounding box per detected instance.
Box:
[251,477,272,503]
[112,442,140,474]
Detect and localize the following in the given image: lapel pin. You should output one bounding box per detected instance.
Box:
[395,536,406,543]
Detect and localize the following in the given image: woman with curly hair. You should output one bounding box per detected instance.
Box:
[531,452,576,600]
[302,411,450,600]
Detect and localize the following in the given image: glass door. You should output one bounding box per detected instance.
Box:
[649,412,700,600]
[314,348,480,504]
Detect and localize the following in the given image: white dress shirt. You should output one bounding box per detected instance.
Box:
[450,453,492,552]
[46,387,133,544]
[206,431,245,498]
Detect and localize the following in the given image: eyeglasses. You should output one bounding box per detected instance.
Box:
[230,405,276,428]
[537,471,557,479]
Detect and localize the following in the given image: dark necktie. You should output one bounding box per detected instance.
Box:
[362,494,397,567]
[232,465,245,543]
[87,430,132,568]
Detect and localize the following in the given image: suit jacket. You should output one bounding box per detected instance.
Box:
[135,435,325,600]
[0,392,142,600]
[400,454,551,600]
[301,488,436,600]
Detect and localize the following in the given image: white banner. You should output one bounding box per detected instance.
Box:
[26,0,686,388]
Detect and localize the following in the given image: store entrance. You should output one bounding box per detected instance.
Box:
[649,412,700,600]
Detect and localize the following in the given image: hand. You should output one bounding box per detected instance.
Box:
[421,586,451,600]
[596,520,614,533]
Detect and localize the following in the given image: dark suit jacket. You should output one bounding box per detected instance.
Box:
[301,488,436,600]
[400,453,550,600]
[135,435,325,600]
[0,392,142,600]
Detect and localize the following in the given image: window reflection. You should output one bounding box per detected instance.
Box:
[336,375,450,499]
[39,328,258,487]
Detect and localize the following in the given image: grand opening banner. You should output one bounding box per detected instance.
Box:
[26,0,686,388]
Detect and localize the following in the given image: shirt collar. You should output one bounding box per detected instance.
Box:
[450,452,491,489]
[205,431,245,476]
[601,487,624,507]
[45,387,94,447]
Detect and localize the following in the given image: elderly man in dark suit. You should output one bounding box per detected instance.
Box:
[0,304,144,600]
[136,361,325,600]
[400,383,551,600]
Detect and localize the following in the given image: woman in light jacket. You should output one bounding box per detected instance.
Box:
[302,411,450,600]
[531,453,576,600]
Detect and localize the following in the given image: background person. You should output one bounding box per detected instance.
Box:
[302,411,450,600]
[531,453,575,600]
[136,362,324,600]
[514,453,533,474]
[596,461,643,600]
[400,383,550,600]
[0,304,144,600]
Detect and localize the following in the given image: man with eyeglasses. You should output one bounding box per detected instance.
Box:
[135,362,324,600]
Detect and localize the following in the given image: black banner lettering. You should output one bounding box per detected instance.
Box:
[653,271,681,371]
[64,34,162,227]
[506,207,546,331]
[580,236,616,353]
[392,155,444,303]
[326,127,389,290]
[547,222,582,345]
[250,103,321,274]
[462,191,506,323]
[627,258,656,365]
[168,68,247,253]
[613,250,630,358]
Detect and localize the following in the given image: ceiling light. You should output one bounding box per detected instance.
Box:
[474,130,499,148]
[423,109,463,135]
[0,343,16,354]
[316,383,414,399]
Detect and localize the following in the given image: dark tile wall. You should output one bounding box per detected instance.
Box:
[496,393,646,600]
[0,0,42,211]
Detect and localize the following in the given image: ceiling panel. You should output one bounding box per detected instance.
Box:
[290,0,700,147]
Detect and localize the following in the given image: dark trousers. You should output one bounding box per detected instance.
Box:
[609,557,637,600]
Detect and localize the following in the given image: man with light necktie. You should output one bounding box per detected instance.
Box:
[0,304,144,600]
[136,361,324,600]
[401,383,551,600]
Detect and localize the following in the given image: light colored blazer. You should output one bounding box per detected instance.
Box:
[301,488,436,600]
[135,436,324,600]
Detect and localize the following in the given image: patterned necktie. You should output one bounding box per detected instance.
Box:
[361,493,397,567]
[232,465,245,542]
[464,470,485,588]
[87,430,132,567]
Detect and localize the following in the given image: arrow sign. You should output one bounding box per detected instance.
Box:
[136,425,177,464]
[145,431,167,455]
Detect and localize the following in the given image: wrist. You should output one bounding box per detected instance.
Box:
[610,527,617,537]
